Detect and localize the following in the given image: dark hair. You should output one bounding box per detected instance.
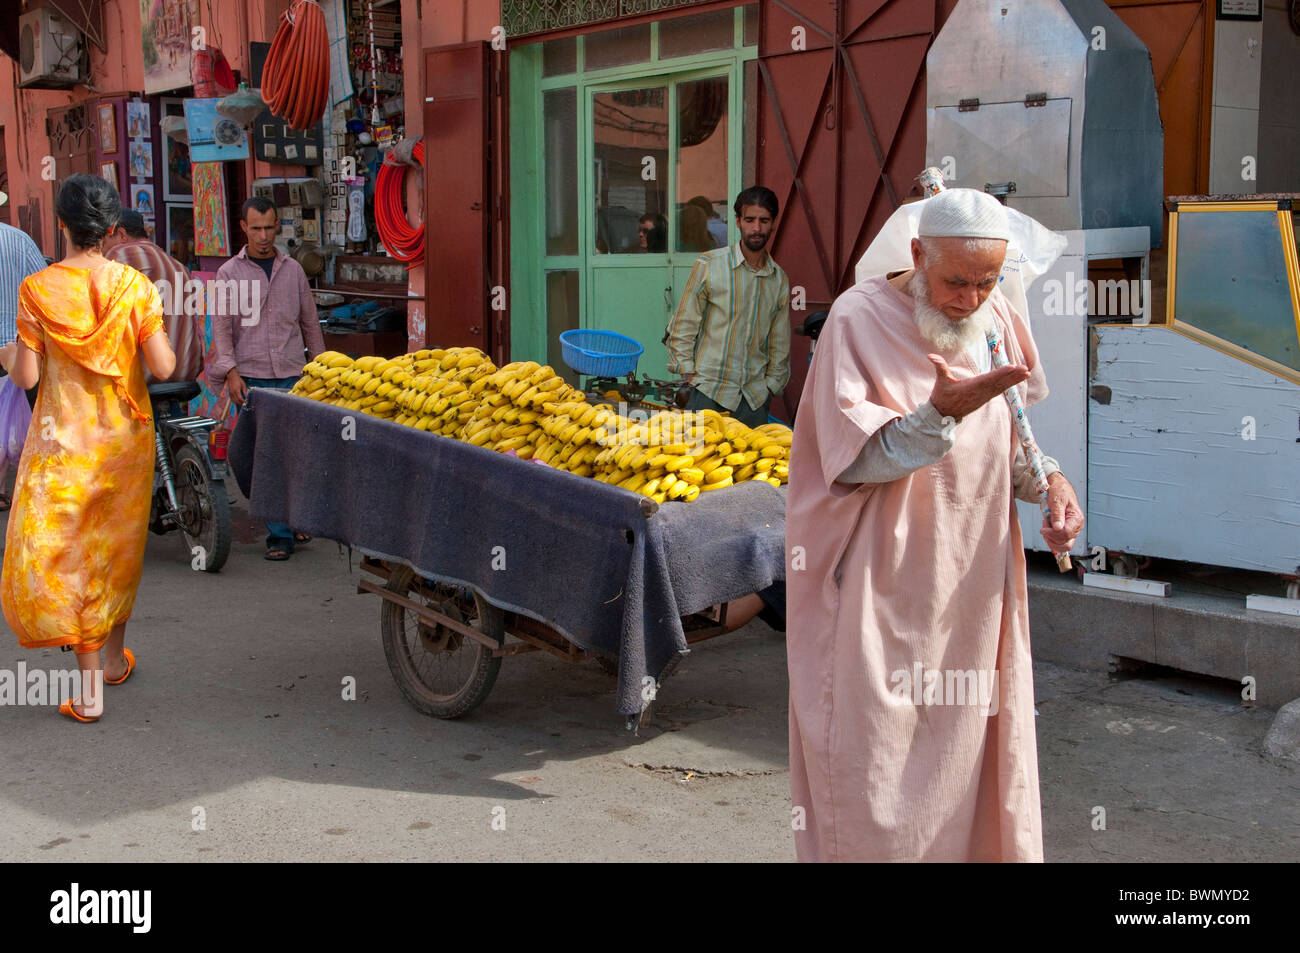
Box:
[241,196,279,222]
[56,174,122,249]
[117,209,148,238]
[733,186,778,221]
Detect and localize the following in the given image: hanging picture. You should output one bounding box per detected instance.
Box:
[161,99,192,202]
[192,162,230,257]
[132,184,156,216]
[100,161,118,186]
[142,0,194,95]
[98,103,117,153]
[184,98,250,163]
[128,140,154,180]
[127,101,150,139]
[166,203,196,268]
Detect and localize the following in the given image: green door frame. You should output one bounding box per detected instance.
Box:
[509,12,756,369]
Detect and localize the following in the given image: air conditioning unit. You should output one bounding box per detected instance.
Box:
[18,7,85,89]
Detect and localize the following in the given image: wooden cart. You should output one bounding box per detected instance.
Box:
[357,556,741,721]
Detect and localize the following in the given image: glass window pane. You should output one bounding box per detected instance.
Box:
[547,270,581,384]
[593,86,668,255]
[583,24,651,71]
[659,8,735,59]
[542,36,576,76]
[744,3,758,47]
[675,76,730,253]
[543,87,578,256]
[1174,210,1300,371]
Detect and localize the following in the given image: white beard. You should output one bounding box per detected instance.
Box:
[910,272,995,353]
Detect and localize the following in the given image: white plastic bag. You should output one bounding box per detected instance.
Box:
[853,198,1067,318]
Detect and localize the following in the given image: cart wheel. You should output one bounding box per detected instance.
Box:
[380,565,504,718]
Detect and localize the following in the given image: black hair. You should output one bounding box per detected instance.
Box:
[55,174,122,249]
[241,195,279,221]
[733,186,778,221]
[117,209,148,238]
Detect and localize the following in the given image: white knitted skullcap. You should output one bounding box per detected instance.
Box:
[917,188,1011,242]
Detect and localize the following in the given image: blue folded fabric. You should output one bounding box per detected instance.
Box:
[229,388,787,714]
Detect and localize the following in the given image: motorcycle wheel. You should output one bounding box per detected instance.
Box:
[174,444,232,573]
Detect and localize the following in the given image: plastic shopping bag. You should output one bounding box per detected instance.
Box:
[0,377,32,470]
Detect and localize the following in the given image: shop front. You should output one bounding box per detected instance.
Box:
[507,5,759,382]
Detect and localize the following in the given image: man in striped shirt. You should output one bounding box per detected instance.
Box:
[0,208,48,411]
[665,186,791,428]
[103,210,204,382]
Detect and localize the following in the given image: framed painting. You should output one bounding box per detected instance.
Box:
[97,102,117,153]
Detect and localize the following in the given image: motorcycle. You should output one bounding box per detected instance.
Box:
[147,381,232,572]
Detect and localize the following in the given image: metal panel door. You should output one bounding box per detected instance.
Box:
[424,42,493,351]
[757,0,952,417]
[1106,0,1213,198]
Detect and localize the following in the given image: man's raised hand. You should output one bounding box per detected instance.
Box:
[927,354,1029,421]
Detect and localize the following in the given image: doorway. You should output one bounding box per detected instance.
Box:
[510,6,758,382]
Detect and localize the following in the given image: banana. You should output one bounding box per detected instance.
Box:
[755,457,776,472]
[726,451,759,466]
[319,351,352,368]
[704,465,733,483]
[760,444,785,458]
[701,476,734,492]
[683,484,701,502]
[676,467,704,485]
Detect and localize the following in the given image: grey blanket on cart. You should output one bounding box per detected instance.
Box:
[229,389,786,715]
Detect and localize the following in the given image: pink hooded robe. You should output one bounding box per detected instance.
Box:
[786,275,1049,862]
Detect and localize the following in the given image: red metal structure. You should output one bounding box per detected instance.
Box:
[757,0,954,414]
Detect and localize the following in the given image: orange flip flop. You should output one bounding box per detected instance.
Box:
[59,699,100,723]
[104,648,136,686]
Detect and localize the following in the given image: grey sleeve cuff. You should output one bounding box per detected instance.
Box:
[1012,448,1061,502]
[837,400,957,485]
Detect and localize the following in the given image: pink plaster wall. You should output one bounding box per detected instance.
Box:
[0,0,297,256]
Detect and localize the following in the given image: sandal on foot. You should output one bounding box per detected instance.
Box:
[59,698,100,723]
[104,648,135,686]
[294,532,312,543]
[265,547,290,561]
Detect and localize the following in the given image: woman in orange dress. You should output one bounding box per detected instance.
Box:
[0,174,175,722]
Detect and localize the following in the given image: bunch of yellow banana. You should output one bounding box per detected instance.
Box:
[290,350,793,497]
[390,348,498,435]
[579,407,791,502]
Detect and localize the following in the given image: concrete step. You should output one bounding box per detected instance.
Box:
[1028,561,1300,706]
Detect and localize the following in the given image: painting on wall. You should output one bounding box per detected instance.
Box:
[192,162,230,257]
[166,203,196,269]
[97,103,117,153]
[161,100,193,201]
[132,184,156,216]
[142,0,195,95]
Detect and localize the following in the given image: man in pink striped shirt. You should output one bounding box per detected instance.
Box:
[212,197,325,560]
[103,210,204,382]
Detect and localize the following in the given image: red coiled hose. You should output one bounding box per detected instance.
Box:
[261,0,329,131]
[376,141,425,265]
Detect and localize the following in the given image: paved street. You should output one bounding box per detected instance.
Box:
[0,489,1296,862]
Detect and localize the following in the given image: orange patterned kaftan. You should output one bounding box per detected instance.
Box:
[2,261,164,652]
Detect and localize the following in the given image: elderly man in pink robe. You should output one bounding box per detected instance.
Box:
[786,188,1084,862]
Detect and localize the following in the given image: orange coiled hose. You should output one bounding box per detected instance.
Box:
[376,141,425,265]
[261,0,329,131]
